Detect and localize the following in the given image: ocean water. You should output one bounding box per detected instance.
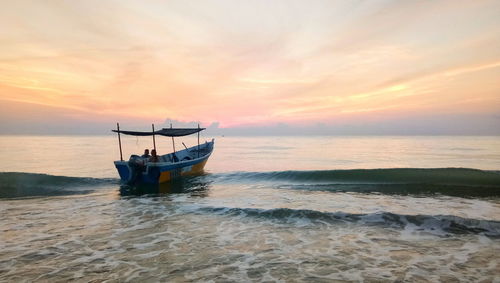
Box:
[1,135,499,282]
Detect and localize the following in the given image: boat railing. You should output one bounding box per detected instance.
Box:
[145,140,213,165]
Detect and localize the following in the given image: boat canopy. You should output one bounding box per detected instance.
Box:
[112,127,205,137]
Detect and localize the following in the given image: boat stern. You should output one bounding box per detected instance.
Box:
[114,161,132,182]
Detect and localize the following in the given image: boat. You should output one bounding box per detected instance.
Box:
[112,123,214,185]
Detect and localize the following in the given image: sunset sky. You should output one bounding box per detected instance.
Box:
[1,0,499,134]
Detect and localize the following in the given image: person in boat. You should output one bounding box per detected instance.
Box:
[149,149,160,163]
[141,149,150,158]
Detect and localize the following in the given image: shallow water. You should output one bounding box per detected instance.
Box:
[1,135,499,281]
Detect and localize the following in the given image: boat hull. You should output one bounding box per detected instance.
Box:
[114,140,214,185]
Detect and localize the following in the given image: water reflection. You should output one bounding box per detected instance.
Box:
[119,175,212,197]
[276,183,500,198]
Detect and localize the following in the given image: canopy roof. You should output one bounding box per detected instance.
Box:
[112,127,205,137]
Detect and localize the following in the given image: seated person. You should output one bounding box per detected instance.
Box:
[172,153,179,162]
[141,149,150,158]
[149,149,160,163]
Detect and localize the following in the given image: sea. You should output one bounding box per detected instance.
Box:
[0,135,499,282]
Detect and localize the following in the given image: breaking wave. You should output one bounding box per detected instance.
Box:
[214,168,500,197]
[2,168,499,198]
[0,172,118,199]
[216,168,500,185]
[199,206,500,237]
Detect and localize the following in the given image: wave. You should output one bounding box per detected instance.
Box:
[0,172,118,199]
[214,168,500,197]
[2,168,499,199]
[216,168,500,185]
[199,206,500,237]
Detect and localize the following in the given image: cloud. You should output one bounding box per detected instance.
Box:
[1,0,500,134]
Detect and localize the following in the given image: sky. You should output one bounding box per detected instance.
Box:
[0,0,499,135]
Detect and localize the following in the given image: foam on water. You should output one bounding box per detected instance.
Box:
[193,206,500,236]
[1,189,499,282]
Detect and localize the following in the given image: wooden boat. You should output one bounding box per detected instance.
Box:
[112,123,214,185]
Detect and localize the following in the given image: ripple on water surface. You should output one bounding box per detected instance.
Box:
[1,188,500,282]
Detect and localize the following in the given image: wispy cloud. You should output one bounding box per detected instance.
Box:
[0,0,499,133]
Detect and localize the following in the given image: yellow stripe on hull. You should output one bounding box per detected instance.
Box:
[157,159,209,183]
[186,159,208,175]
[158,171,172,183]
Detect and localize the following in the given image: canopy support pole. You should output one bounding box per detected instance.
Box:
[197,123,200,158]
[117,122,123,161]
[152,124,156,151]
[171,123,176,158]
